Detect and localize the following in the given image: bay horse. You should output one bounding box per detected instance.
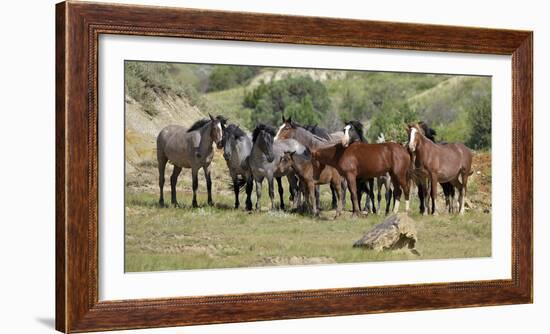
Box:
[407,123,473,215]
[302,122,341,209]
[156,114,226,208]
[248,124,303,211]
[278,149,344,218]
[311,141,411,218]
[342,120,378,214]
[222,124,254,211]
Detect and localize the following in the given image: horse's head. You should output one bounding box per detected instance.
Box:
[342,120,365,147]
[253,124,276,163]
[407,123,423,152]
[209,114,227,149]
[222,124,242,161]
[278,151,296,173]
[274,115,297,141]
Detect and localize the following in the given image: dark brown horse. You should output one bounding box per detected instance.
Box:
[311,142,411,217]
[407,123,473,215]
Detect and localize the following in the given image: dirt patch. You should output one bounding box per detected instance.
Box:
[258,256,336,266]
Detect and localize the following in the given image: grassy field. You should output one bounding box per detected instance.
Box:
[125,183,491,272]
[123,63,492,273]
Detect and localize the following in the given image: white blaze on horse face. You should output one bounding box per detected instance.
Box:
[342,125,351,147]
[408,128,417,152]
[274,124,285,141]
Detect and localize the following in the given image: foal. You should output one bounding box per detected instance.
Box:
[278,149,344,218]
[407,123,473,215]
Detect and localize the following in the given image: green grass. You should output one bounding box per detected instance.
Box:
[125,189,491,272]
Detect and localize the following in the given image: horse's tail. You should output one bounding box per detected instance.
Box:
[228,176,247,193]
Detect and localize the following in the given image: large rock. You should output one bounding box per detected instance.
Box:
[353,213,418,254]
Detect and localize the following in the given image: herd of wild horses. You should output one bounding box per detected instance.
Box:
[156,114,473,219]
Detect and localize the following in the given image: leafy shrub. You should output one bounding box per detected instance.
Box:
[243,76,331,126]
[466,96,491,149]
[207,65,260,92]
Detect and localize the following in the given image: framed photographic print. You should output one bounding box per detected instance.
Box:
[56,1,532,332]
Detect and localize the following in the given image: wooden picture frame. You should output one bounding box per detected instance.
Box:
[56,1,533,332]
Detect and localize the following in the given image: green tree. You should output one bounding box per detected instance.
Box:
[244,76,331,126]
[369,103,418,143]
[466,97,491,149]
[207,65,260,92]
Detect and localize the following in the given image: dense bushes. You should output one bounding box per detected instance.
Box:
[124,61,492,149]
[207,65,260,92]
[243,76,331,126]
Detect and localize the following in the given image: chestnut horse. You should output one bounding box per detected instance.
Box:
[311,141,411,217]
[407,123,473,215]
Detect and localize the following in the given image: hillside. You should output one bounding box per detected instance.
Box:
[124,62,491,177]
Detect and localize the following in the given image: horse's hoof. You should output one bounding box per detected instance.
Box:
[172,203,180,208]
[192,202,198,208]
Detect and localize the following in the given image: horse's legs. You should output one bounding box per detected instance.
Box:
[232,175,240,209]
[332,179,343,219]
[308,182,318,216]
[346,174,361,218]
[276,176,285,210]
[430,174,438,215]
[191,167,199,208]
[170,166,182,207]
[330,184,338,210]
[255,177,263,211]
[203,165,213,206]
[341,179,347,210]
[398,172,411,213]
[390,175,402,214]
[245,176,253,211]
[460,173,469,214]
[356,180,363,212]
[416,181,426,215]
[288,174,300,210]
[315,185,321,211]
[385,180,393,215]
[268,176,275,211]
[368,178,376,214]
[157,154,168,207]
[288,174,296,202]
[376,177,383,215]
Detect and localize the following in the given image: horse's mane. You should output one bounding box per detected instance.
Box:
[224,124,247,140]
[418,121,437,142]
[187,119,210,133]
[187,116,228,133]
[346,120,366,142]
[252,124,276,143]
[303,124,331,141]
[302,124,317,132]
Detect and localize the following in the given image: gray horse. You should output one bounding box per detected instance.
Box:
[249,124,304,211]
[222,124,254,211]
[156,114,226,208]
